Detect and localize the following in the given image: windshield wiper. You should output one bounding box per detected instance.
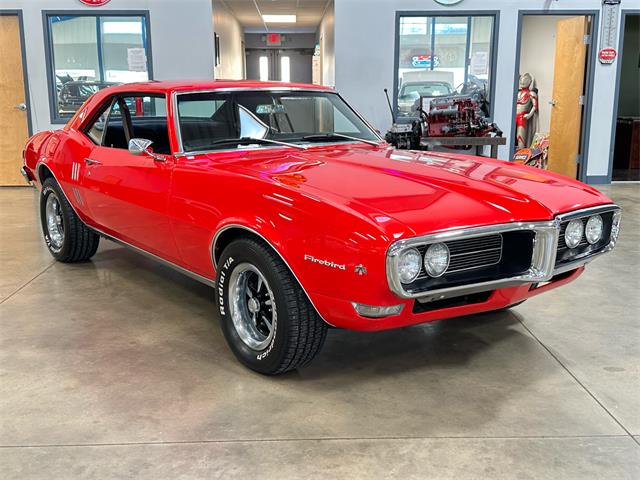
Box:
[208,137,307,150]
[301,133,382,146]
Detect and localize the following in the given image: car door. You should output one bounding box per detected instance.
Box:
[82,93,180,261]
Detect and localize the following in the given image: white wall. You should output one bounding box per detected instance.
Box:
[212,0,244,80]
[334,0,622,179]
[1,0,215,133]
[520,15,571,134]
[318,1,335,87]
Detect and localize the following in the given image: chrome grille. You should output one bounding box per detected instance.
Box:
[417,234,503,278]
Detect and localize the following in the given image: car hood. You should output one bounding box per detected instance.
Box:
[219,145,612,237]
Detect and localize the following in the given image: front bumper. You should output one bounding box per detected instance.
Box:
[311,267,584,331]
[312,204,620,331]
[386,205,621,302]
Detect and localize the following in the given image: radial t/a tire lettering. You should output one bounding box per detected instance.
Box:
[216,238,328,375]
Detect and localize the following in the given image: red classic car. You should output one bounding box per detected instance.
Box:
[22,81,621,375]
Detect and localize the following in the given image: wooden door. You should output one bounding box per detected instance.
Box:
[0,14,29,186]
[547,16,588,178]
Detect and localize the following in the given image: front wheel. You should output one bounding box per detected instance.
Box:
[216,238,327,375]
[40,178,100,262]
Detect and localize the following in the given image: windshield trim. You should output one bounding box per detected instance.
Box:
[173,140,379,158]
[172,88,383,155]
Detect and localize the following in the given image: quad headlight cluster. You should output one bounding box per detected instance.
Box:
[397,242,450,284]
[564,214,604,248]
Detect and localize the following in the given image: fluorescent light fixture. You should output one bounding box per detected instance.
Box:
[262,14,296,23]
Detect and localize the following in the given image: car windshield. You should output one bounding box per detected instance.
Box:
[176,90,380,152]
[400,83,452,99]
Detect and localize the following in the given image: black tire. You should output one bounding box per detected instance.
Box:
[216,238,328,375]
[40,177,100,263]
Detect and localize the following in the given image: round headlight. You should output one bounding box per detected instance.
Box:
[564,219,584,248]
[398,248,422,284]
[424,242,450,277]
[585,215,604,244]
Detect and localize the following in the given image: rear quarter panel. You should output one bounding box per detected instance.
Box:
[25,127,96,224]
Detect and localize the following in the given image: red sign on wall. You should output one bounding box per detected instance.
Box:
[78,0,112,6]
[598,48,617,64]
[266,33,282,46]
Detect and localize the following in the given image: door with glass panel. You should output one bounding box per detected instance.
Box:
[82,94,177,259]
[245,49,312,83]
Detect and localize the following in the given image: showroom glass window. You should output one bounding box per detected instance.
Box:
[395,14,496,118]
[45,13,151,121]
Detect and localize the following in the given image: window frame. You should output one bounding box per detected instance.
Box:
[393,10,500,122]
[83,96,116,146]
[82,92,169,151]
[43,10,153,124]
[172,89,383,155]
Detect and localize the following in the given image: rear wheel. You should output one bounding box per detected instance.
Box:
[40,177,100,262]
[216,238,327,375]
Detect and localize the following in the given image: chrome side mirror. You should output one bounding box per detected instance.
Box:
[128,138,165,161]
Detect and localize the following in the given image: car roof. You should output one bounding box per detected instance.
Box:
[101,80,335,95]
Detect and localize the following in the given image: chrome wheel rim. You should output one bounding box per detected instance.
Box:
[45,193,64,249]
[228,263,277,350]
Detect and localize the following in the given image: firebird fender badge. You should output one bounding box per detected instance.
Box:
[304,254,346,270]
[354,264,367,276]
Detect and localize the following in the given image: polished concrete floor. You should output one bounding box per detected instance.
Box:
[1,184,639,479]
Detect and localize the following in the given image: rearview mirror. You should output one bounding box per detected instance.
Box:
[128,138,165,162]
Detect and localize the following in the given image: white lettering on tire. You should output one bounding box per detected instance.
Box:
[218,256,234,316]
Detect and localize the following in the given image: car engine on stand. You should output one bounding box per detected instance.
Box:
[422,94,500,138]
[385,84,502,150]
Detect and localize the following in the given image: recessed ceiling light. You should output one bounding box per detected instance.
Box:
[262,14,296,23]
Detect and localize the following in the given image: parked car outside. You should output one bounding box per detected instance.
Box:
[397,80,454,117]
[57,80,116,116]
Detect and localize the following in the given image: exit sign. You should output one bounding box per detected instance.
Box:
[266,33,282,46]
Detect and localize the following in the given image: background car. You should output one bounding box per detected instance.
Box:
[397,80,454,117]
[57,80,116,116]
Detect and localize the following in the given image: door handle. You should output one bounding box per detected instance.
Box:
[84,158,101,166]
[15,103,27,111]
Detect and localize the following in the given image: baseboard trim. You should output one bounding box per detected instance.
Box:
[585,175,611,185]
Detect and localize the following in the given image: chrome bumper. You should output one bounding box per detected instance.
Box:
[20,166,33,184]
[387,205,621,301]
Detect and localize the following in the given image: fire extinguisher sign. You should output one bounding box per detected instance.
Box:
[599,0,621,64]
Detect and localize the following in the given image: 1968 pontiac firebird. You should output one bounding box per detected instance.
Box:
[22,81,621,374]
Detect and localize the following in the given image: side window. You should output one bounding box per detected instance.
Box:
[103,99,127,149]
[101,94,171,154]
[85,101,112,145]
